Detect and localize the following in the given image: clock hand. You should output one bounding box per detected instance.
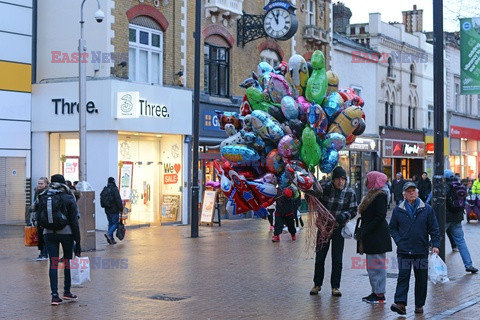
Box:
[273,11,279,24]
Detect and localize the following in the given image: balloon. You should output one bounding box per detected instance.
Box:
[241,131,265,150]
[246,87,274,113]
[268,73,292,104]
[285,161,323,198]
[288,119,305,140]
[224,123,237,136]
[305,50,328,104]
[322,92,344,122]
[278,172,290,189]
[280,96,299,120]
[327,106,364,138]
[266,149,284,173]
[322,133,346,151]
[307,103,329,139]
[240,95,253,116]
[319,148,339,173]
[338,88,364,107]
[221,145,260,164]
[268,105,286,123]
[239,73,262,91]
[346,134,356,145]
[250,110,285,142]
[278,134,301,159]
[300,126,322,170]
[259,173,277,184]
[295,96,310,122]
[220,131,246,149]
[286,54,309,97]
[273,60,288,76]
[352,118,366,136]
[326,70,339,95]
[215,110,242,130]
[257,62,274,87]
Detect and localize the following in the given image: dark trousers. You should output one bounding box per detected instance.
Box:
[394,254,428,307]
[274,214,296,236]
[44,233,74,296]
[267,209,274,226]
[313,227,344,288]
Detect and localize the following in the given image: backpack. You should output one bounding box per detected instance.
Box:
[100,186,115,208]
[36,191,68,230]
[448,181,468,211]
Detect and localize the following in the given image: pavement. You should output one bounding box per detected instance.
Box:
[2,213,480,320]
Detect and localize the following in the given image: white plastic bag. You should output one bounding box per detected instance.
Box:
[341,219,356,239]
[70,257,91,285]
[428,253,449,284]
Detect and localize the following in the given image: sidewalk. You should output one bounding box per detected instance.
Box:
[1,216,480,319]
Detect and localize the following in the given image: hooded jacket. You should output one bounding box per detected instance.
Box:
[104,181,123,215]
[417,177,432,202]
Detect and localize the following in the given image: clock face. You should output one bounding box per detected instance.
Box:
[264,8,293,39]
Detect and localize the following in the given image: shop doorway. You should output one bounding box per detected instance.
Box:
[0,157,26,224]
[394,158,424,181]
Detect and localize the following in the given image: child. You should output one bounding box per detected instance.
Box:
[272,185,298,242]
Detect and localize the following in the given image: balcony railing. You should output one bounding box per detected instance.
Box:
[205,0,244,25]
[303,25,329,44]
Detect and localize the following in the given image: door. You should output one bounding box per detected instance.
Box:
[0,157,26,224]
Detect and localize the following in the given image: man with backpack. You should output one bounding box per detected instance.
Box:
[444,169,478,273]
[35,174,81,305]
[100,177,123,245]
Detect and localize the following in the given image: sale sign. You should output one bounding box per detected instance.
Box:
[164,163,180,184]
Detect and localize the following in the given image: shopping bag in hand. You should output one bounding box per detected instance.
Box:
[70,257,91,285]
[24,226,38,247]
[428,253,449,284]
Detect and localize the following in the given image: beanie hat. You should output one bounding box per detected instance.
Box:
[51,174,66,184]
[108,177,115,184]
[332,166,347,180]
[366,171,387,190]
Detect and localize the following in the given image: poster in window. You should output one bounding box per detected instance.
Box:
[161,194,180,222]
[119,161,134,201]
[63,156,79,183]
[200,190,216,224]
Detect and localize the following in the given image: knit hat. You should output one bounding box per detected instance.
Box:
[108,177,115,184]
[332,166,347,180]
[51,174,66,184]
[366,171,387,190]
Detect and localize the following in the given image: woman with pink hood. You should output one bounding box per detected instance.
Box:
[356,171,392,304]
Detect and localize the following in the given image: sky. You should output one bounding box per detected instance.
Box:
[338,0,480,32]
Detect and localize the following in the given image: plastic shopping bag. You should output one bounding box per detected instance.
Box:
[341,219,356,239]
[24,226,38,247]
[70,257,91,286]
[428,253,449,284]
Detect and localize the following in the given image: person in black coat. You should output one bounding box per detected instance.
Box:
[391,172,405,205]
[416,172,432,203]
[103,177,123,245]
[355,171,392,304]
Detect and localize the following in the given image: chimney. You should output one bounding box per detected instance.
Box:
[402,5,423,33]
[333,2,352,34]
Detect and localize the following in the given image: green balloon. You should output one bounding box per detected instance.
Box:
[305,50,327,105]
[246,87,274,113]
[300,126,322,170]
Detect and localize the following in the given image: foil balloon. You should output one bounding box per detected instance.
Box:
[219,131,246,149]
[215,110,242,130]
[278,172,290,189]
[288,119,305,140]
[286,54,309,98]
[352,118,366,136]
[240,95,253,116]
[274,60,288,76]
[346,134,356,145]
[260,172,277,185]
[246,87,274,113]
[305,50,328,105]
[224,123,237,136]
[239,72,262,91]
[296,96,310,122]
[280,96,298,120]
[307,103,329,139]
[241,131,265,150]
[257,61,274,87]
[338,88,365,107]
[322,132,346,151]
[300,126,321,170]
[278,134,301,159]
[250,110,285,142]
[268,105,286,123]
[321,92,344,122]
[319,148,339,173]
[268,73,292,104]
[326,70,339,95]
[327,106,364,138]
[266,149,285,173]
[221,144,260,164]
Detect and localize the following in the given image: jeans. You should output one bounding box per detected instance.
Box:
[394,254,428,307]
[366,253,387,295]
[313,227,344,288]
[107,213,120,238]
[44,233,74,296]
[446,221,473,268]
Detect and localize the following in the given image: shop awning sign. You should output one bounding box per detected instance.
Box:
[460,18,480,94]
[117,91,140,118]
[383,140,425,158]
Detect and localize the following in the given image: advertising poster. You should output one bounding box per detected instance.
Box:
[460,18,480,94]
[119,161,133,201]
[63,156,79,183]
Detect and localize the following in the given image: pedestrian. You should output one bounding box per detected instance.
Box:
[271,185,298,242]
[35,174,81,305]
[411,174,419,185]
[391,172,406,205]
[417,172,432,203]
[310,166,357,297]
[266,200,275,231]
[426,188,458,252]
[66,180,81,202]
[444,169,478,273]
[356,171,392,304]
[389,181,440,315]
[472,174,480,194]
[31,177,50,261]
[100,177,123,245]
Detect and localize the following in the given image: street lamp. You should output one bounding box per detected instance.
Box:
[77,0,104,191]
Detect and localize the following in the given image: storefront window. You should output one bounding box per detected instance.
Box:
[49,133,80,183]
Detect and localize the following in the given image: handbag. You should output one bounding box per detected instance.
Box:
[354,218,364,254]
[116,221,126,241]
[24,226,38,247]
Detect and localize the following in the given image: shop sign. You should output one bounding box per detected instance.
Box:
[460,18,480,94]
[52,98,98,115]
[348,138,377,152]
[426,143,434,154]
[203,110,222,132]
[117,91,170,119]
[384,140,424,158]
[450,125,480,140]
[164,163,181,184]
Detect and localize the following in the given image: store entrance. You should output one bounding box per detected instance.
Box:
[394,158,423,181]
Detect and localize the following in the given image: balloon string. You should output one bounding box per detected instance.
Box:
[304,196,335,255]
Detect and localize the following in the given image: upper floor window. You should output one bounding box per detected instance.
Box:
[410,64,415,83]
[387,58,393,77]
[408,106,416,129]
[306,0,316,25]
[454,82,460,111]
[129,21,163,84]
[260,49,281,68]
[204,43,230,97]
[427,104,434,129]
[385,101,394,126]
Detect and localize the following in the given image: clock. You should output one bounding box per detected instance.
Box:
[263,1,298,40]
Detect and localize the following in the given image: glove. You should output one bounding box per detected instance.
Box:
[335,212,350,224]
[283,188,293,198]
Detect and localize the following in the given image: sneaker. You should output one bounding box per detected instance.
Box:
[332,288,342,297]
[110,237,117,245]
[365,294,385,304]
[310,286,321,295]
[272,235,280,242]
[41,256,49,261]
[104,234,112,244]
[362,293,376,301]
[36,255,45,261]
[63,292,77,301]
[466,266,479,273]
[291,234,296,241]
[269,225,274,231]
[51,295,63,305]
[391,303,407,315]
[415,306,424,314]
[452,247,459,252]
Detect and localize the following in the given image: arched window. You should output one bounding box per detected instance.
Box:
[410,64,415,83]
[204,35,230,97]
[384,91,394,126]
[260,49,281,68]
[387,57,393,77]
[128,16,164,84]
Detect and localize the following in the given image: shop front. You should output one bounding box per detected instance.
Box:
[424,136,449,179]
[382,139,425,180]
[32,80,192,230]
[449,123,480,180]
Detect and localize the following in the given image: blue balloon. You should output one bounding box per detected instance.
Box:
[319,148,339,173]
[221,145,260,164]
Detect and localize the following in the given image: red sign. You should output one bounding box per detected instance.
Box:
[164,174,178,184]
[450,125,480,140]
[392,141,424,157]
[426,143,434,154]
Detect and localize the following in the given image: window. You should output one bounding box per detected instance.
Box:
[260,49,281,68]
[306,0,316,25]
[454,82,460,111]
[129,23,163,84]
[387,58,393,77]
[408,106,416,129]
[204,43,230,97]
[427,104,434,129]
[389,103,394,126]
[410,64,415,83]
[385,101,394,126]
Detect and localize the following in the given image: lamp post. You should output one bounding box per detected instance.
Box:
[78,0,104,191]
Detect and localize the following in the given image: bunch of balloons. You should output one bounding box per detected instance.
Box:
[213,50,365,241]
